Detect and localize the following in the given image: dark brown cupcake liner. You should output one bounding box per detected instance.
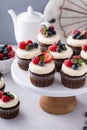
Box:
[16,56,31,71]
[0,101,20,119]
[38,41,51,52]
[54,59,66,72]
[60,70,86,89]
[29,69,55,87]
[68,45,81,55]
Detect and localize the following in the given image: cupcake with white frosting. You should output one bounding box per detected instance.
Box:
[29,52,55,87]
[0,91,20,119]
[16,40,41,71]
[37,22,60,52]
[80,44,87,64]
[67,30,87,55]
[48,40,73,72]
[60,55,87,89]
[0,73,5,91]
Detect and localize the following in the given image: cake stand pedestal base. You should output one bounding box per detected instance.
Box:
[40,96,77,114]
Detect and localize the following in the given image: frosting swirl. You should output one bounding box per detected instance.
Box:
[62,62,87,76]
[0,77,5,89]
[67,36,87,47]
[29,61,55,74]
[81,50,87,60]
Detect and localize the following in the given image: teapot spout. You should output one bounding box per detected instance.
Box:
[8,9,17,32]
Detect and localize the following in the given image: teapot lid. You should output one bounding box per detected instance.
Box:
[18,6,43,22]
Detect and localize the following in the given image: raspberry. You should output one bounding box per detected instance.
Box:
[73,55,80,59]
[50,26,54,31]
[27,40,33,44]
[2,95,10,102]
[49,44,57,52]
[32,56,40,64]
[7,45,12,52]
[72,29,77,35]
[82,44,87,51]
[0,53,4,60]
[0,91,2,98]
[18,41,26,49]
[8,51,15,58]
[64,59,72,67]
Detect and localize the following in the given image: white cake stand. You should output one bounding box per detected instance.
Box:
[11,59,87,114]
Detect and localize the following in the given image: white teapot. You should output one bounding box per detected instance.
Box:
[8,6,43,43]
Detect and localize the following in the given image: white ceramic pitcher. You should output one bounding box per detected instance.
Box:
[8,6,43,43]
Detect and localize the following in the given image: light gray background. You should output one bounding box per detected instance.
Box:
[0,0,48,44]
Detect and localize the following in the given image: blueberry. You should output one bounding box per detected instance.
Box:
[3,44,7,49]
[77,35,83,39]
[2,92,7,95]
[72,31,81,39]
[83,126,87,130]
[56,40,61,46]
[72,64,78,70]
[3,56,8,60]
[0,48,4,53]
[33,42,38,48]
[29,44,33,49]
[38,61,44,66]
[0,73,2,78]
[3,51,8,57]
[56,47,62,52]
[84,112,87,117]
[52,30,56,35]
[47,31,53,36]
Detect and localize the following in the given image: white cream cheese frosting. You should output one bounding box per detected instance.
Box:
[62,62,87,76]
[49,46,73,59]
[16,48,41,59]
[37,33,60,45]
[29,61,55,74]
[0,77,5,89]
[67,36,87,47]
[81,50,87,60]
[0,93,19,108]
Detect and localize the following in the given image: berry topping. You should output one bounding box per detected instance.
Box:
[7,45,12,52]
[82,44,87,51]
[64,59,72,67]
[26,40,33,44]
[43,52,53,63]
[2,95,10,102]
[64,55,83,69]
[72,29,77,35]
[38,61,44,66]
[72,29,87,39]
[0,53,4,60]
[18,41,26,49]
[0,91,2,98]
[8,51,15,58]
[49,40,67,52]
[32,56,40,64]
[40,23,56,37]
[49,44,57,52]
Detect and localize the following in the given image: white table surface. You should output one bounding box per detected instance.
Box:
[0,45,87,130]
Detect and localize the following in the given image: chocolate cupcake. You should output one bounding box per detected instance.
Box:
[0,91,20,119]
[48,40,73,72]
[16,40,41,71]
[60,56,87,89]
[28,52,55,87]
[67,30,87,55]
[0,73,5,91]
[37,22,60,52]
[80,44,87,64]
